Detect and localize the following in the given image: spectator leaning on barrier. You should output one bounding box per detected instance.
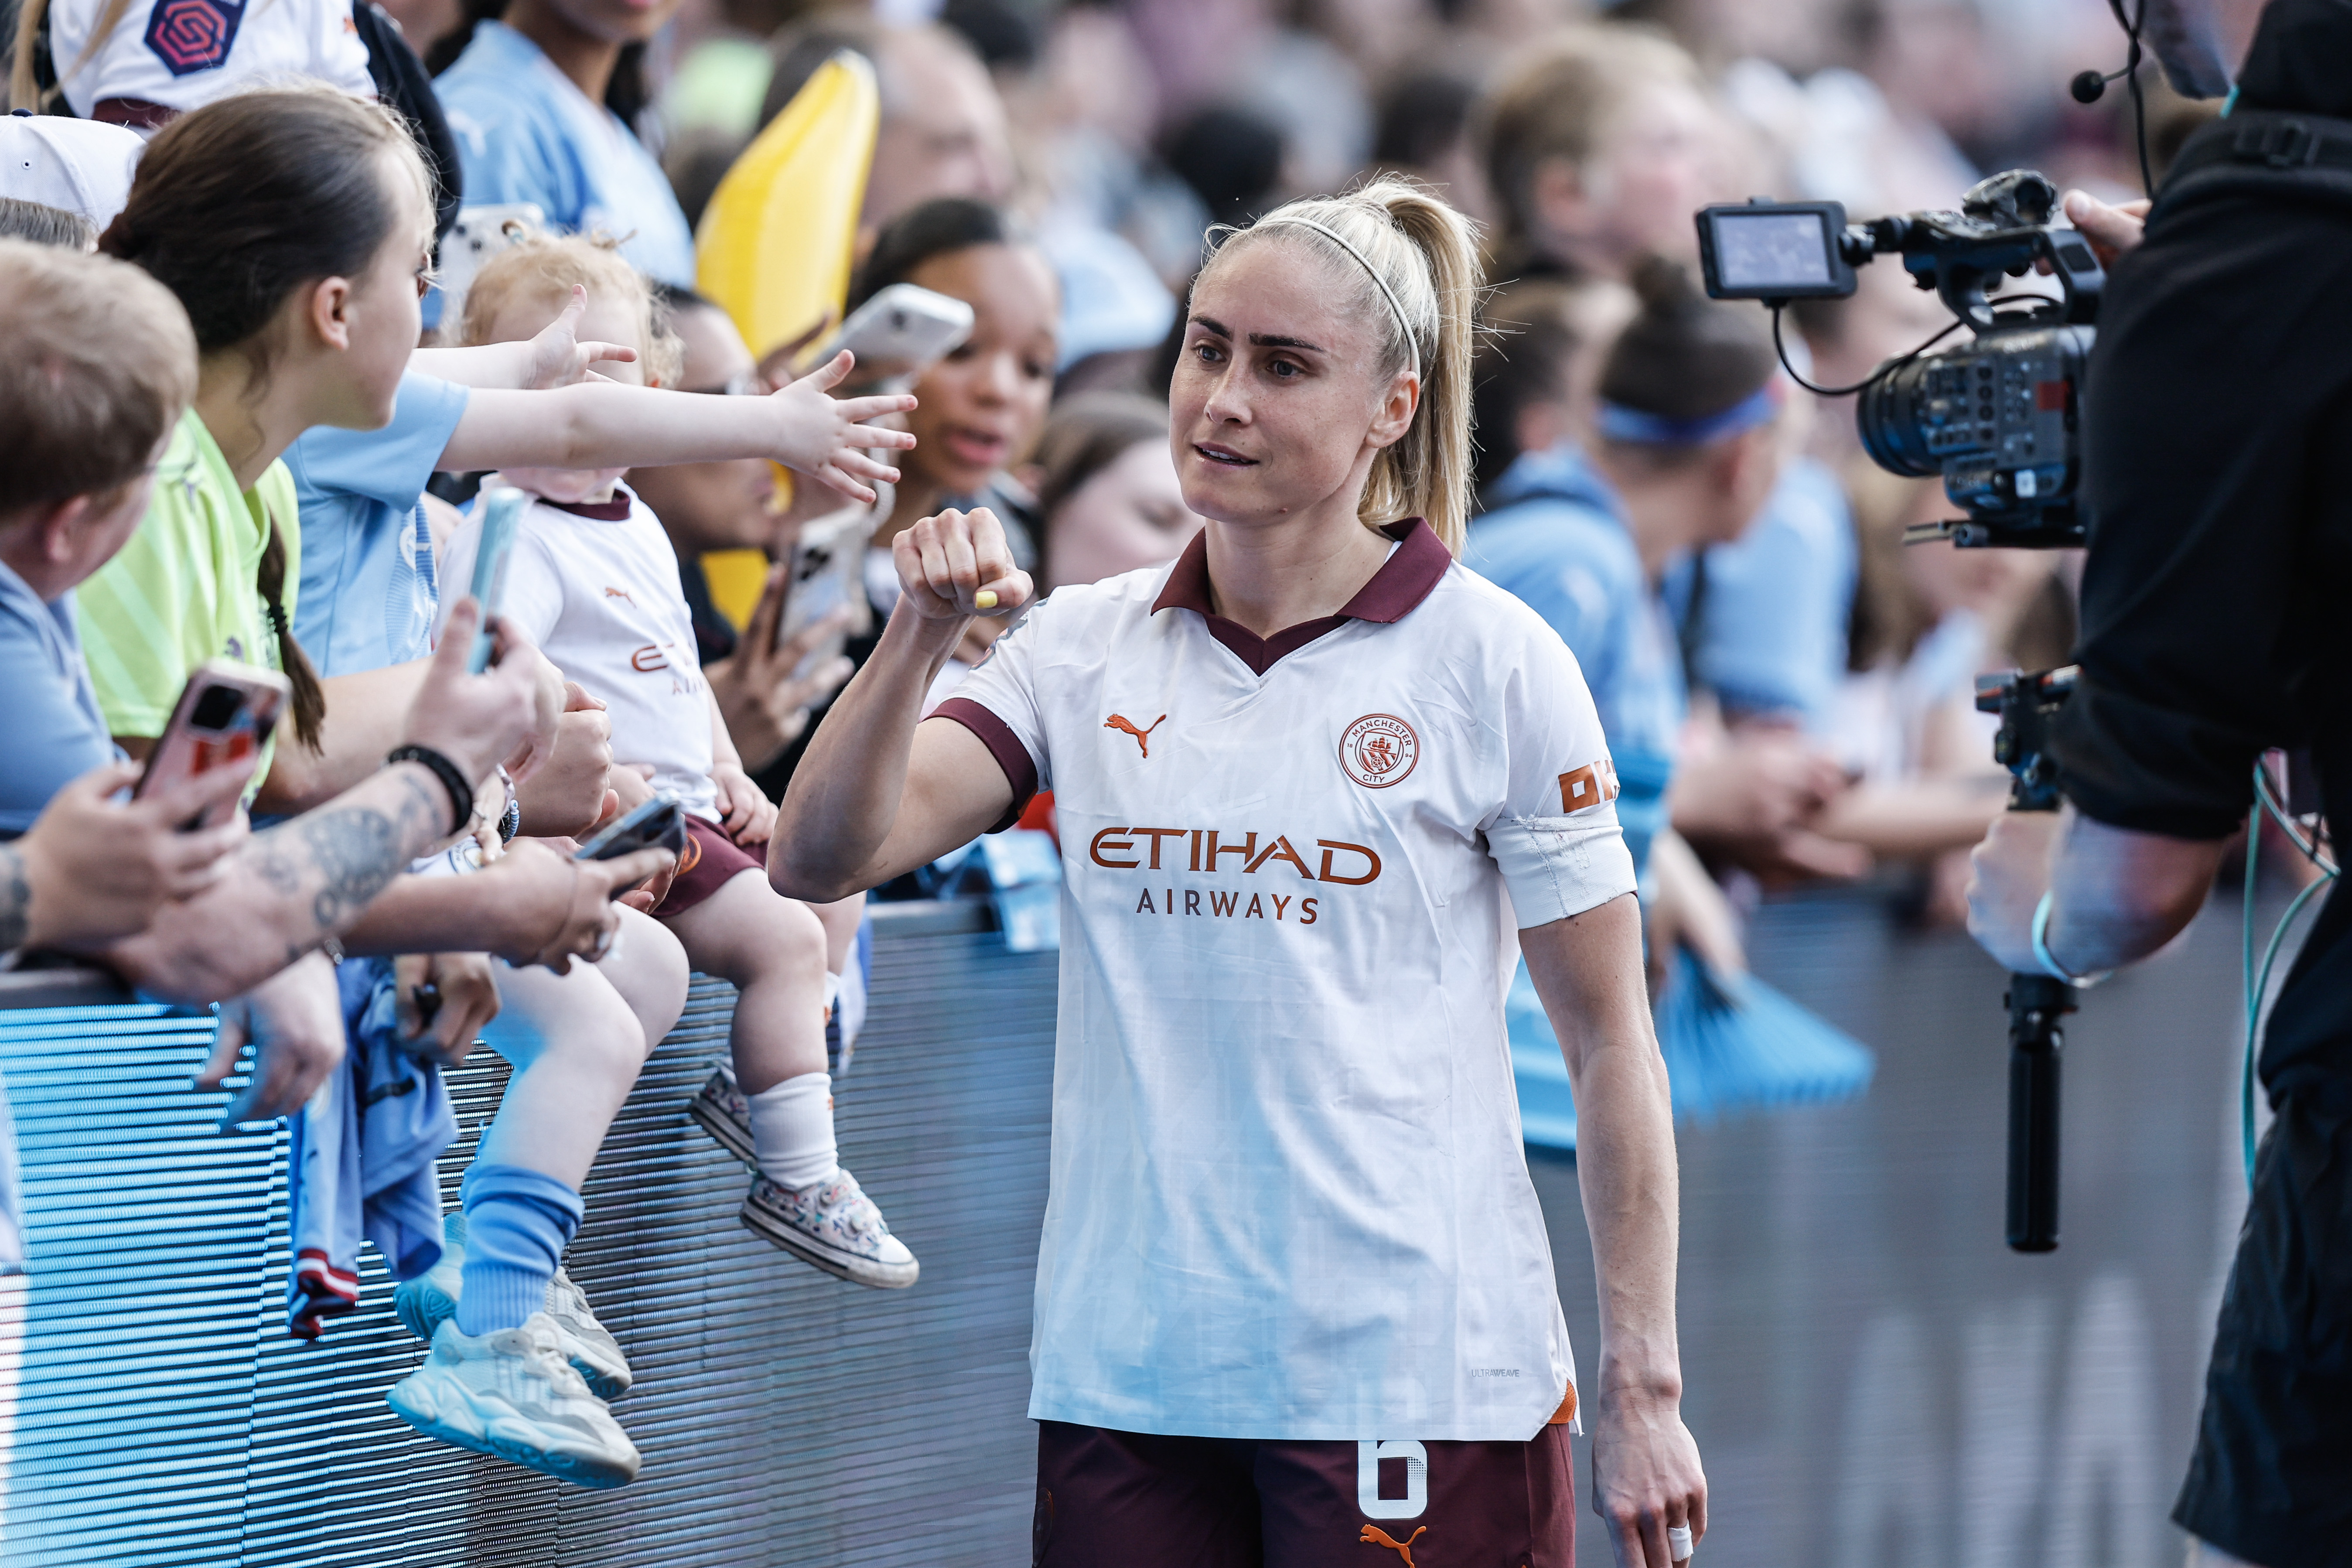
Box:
[0,237,551,1116]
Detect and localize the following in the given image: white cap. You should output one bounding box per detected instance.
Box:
[0,113,143,236]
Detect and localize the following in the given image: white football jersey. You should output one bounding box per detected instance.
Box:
[46,0,373,123]
[936,520,1636,1441]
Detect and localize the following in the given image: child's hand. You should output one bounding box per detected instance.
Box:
[712,761,778,847]
[525,284,639,390]
[764,350,918,505]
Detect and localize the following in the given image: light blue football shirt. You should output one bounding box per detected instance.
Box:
[433,20,696,327]
[284,372,470,679]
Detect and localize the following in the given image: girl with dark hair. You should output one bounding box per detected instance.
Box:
[852,196,1059,572]
[77,88,696,1490]
[427,0,692,314]
[775,179,1707,1568]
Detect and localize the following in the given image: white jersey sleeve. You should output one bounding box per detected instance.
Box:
[931,597,1056,807]
[1480,611,1639,928]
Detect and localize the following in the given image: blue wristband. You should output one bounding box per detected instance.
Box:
[2031,890,2110,988]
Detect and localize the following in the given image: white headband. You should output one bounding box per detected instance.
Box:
[1253,215,1421,377]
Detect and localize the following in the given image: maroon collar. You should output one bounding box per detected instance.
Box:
[541,488,635,522]
[1149,518,1450,676]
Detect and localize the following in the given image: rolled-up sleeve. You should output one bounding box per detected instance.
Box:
[2048,192,2352,840]
[1482,613,1638,926]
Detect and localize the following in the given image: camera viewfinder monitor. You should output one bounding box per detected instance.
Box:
[1696,201,1857,300]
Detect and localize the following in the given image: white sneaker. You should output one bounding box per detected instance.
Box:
[741,1167,918,1289]
[393,1214,633,1399]
[386,1314,641,1489]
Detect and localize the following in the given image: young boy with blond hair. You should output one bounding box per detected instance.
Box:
[436,235,923,1292]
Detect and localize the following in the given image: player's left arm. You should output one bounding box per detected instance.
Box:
[1522,895,1707,1568]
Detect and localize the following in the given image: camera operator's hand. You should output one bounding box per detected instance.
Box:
[198,953,345,1126]
[397,598,545,794]
[474,836,676,971]
[395,951,501,1068]
[11,759,251,952]
[514,683,614,839]
[1968,810,2064,972]
[2061,191,2148,267]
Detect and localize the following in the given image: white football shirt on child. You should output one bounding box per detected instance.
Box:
[934,519,1637,1442]
[45,0,374,122]
[436,483,720,823]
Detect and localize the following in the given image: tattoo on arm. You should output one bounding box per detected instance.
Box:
[252,767,454,940]
[0,846,28,953]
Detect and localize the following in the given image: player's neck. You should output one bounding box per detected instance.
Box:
[1198,507,1393,638]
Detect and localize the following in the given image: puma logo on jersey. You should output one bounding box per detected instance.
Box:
[1359,1524,1427,1565]
[1104,713,1166,757]
[604,586,637,605]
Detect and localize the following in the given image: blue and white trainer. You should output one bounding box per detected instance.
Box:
[393,1214,632,1399]
[741,1168,918,1289]
[387,1313,639,1489]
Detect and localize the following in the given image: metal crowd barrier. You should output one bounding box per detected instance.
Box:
[0,888,2256,1566]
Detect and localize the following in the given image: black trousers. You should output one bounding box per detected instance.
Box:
[2176,1088,2352,1567]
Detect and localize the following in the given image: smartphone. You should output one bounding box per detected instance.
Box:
[466,485,529,673]
[573,793,688,865]
[774,502,875,675]
[436,202,546,323]
[133,659,292,829]
[816,283,974,384]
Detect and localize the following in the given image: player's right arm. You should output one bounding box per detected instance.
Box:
[770,508,1034,902]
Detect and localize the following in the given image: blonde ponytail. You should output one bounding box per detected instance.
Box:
[1209,177,1483,554]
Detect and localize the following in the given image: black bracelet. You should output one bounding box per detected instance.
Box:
[386,745,475,837]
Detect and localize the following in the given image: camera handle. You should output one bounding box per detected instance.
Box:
[1976,667,2081,1252]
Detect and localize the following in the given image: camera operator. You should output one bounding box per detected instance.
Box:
[1966,4,2352,1563]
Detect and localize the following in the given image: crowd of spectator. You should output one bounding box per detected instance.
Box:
[0,0,2177,1494]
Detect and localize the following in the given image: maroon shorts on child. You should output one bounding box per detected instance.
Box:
[655,814,764,916]
[1032,1419,1574,1568]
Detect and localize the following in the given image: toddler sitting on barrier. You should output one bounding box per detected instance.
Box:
[437,235,924,1296]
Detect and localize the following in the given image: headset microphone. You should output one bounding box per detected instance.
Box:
[2070,66,2131,104]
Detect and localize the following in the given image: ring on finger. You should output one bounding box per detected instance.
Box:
[1668,1524,1694,1562]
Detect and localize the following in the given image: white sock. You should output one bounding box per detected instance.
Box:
[832,959,867,1051]
[747,1070,839,1191]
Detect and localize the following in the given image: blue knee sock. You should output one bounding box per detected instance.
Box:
[454,1164,584,1337]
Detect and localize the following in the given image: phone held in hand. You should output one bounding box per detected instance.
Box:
[775,504,874,677]
[817,283,974,386]
[467,485,528,673]
[134,659,292,829]
[573,792,688,868]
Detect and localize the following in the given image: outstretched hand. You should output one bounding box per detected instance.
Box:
[893,506,1034,622]
[524,284,640,390]
[765,350,919,504]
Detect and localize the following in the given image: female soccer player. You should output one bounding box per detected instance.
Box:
[772,179,1705,1568]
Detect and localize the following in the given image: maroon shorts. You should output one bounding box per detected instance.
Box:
[655,814,764,917]
[1032,1420,1574,1568]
